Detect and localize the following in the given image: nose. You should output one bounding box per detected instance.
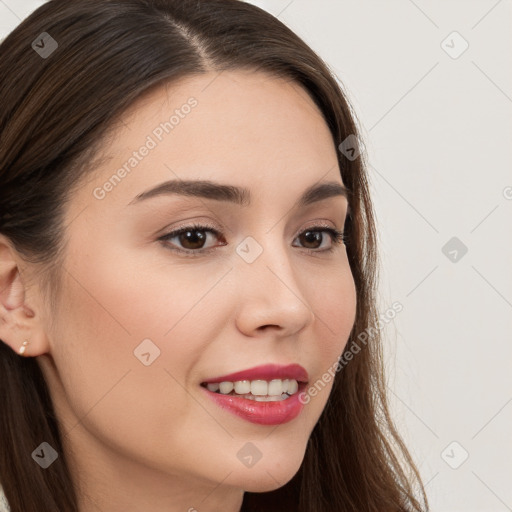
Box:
[233,237,316,338]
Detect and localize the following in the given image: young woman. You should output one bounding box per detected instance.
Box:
[0,0,428,510]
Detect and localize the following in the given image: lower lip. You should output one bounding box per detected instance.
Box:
[200,384,307,426]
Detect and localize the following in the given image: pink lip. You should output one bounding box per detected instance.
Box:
[201,363,309,384]
[200,382,307,426]
[200,364,309,426]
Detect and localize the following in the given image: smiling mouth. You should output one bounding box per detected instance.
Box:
[200,378,305,402]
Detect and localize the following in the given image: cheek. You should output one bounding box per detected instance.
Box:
[298,264,356,414]
[48,252,214,456]
[309,263,357,363]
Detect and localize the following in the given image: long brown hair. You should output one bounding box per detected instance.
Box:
[0,0,428,510]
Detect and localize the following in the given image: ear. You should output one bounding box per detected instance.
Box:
[0,234,50,357]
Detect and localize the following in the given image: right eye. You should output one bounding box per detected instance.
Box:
[158,223,226,256]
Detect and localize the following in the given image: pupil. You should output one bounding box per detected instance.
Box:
[181,230,205,249]
[302,230,321,248]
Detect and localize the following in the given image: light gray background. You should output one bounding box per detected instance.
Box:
[2,1,511,510]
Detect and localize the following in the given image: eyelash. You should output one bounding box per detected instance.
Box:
[158,222,347,258]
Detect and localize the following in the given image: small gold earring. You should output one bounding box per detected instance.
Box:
[19,340,29,356]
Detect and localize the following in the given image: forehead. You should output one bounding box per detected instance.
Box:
[72,70,342,215]
[113,69,333,154]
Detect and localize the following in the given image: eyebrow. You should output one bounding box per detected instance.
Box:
[128,179,350,211]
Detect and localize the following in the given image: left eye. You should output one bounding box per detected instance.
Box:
[158,223,346,256]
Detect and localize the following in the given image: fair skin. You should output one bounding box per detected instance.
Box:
[0,70,356,512]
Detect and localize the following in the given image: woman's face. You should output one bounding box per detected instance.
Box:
[37,70,356,508]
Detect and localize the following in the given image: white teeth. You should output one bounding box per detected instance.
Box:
[268,379,283,396]
[205,379,300,397]
[236,393,290,402]
[287,379,298,394]
[219,381,234,394]
[254,394,288,402]
[234,380,251,394]
[251,380,268,396]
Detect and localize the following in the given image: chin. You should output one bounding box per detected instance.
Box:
[235,454,304,493]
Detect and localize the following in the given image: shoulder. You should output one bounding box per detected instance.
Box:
[0,484,10,512]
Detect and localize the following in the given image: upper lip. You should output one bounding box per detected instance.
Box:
[201,363,309,384]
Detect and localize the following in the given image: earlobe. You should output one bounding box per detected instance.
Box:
[0,237,49,357]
